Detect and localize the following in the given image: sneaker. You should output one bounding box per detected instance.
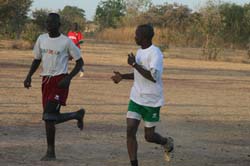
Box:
[79,71,84,77]
[77,108,85,130]
[163,137,174,161]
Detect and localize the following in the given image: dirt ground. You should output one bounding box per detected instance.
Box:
[1,41,250,166]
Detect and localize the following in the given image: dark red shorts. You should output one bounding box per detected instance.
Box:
[42,74,69,109]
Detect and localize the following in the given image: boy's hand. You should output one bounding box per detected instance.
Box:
[68,55,73,61]
[128,53,136,66]
[58,75,71,88]
[24,76,32,89]
[79,40,84,44]
[111,71,122,84]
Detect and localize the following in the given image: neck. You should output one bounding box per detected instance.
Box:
[49,31,60,38]
[141,42,152,49]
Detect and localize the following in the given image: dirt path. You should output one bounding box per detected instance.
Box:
[0,42,250,166]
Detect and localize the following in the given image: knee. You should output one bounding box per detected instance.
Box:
[45,120,56,129]
[127,126,136,139]
[144,133,154,143]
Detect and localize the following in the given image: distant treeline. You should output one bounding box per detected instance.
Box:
[0,0,86,44]
[94,1,250,51]
[1,0,250,54]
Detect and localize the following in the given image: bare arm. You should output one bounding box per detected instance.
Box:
[68,58,84,79]
[24,59,41,89]
[128,53,156,83]
[111,71,133,84]
[121,73,134,80]
[58,58,84,88]
[132,63,156,83]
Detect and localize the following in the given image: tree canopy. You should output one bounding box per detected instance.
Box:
[94,0,126,29]
[0,0,33,39]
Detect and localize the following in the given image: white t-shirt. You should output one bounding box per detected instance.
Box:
[130,45,165,107]
[33,33,81,76]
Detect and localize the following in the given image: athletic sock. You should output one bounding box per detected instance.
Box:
[130,160,138,166]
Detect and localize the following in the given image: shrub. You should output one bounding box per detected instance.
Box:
[21,22,41,45]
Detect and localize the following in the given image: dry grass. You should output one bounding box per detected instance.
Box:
[95,27,169,45]
[0,40,32,50]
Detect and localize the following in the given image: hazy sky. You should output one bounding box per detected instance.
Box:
[31,0,249,20]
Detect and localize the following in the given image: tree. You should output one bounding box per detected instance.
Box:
[185,12,204,47]
[95,0,126,29]
[126,0,152,13]
[219,3,245,48]
[59,6,86,33]
[0,0,33,39]
[199,0,224,60]
[32,9,50,32]
[119,0,153,26]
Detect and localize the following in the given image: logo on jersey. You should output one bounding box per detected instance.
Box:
[41,48,60,56]
[152,113,157,119]
[54,95,60,101]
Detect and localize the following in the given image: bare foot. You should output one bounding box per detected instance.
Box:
[77,108,85,130]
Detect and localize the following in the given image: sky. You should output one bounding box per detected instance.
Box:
[31,0,250,21]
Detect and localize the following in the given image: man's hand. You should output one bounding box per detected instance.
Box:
[58,75,71,89]
[128,53,136,66]
[111,71,122,84]
[24,76,32,89]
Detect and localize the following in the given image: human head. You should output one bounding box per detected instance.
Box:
[72,22,79,31]
[46,13,61,33]
[135,24,154,46]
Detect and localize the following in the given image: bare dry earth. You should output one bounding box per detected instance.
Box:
[0,41,250,166]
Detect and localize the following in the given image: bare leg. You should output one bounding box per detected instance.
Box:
[127,118,140,166]
[144,127,168,145]
[41,101,85,161]
[41,121,56,161]
[56,109,85,130]
[144,126,174,161]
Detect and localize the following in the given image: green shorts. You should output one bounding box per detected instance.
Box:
[127,100,160,122]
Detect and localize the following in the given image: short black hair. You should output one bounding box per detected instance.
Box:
[137,24,154,40]
[48,13,60,21]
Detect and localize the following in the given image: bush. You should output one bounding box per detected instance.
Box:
[21,22,41,45]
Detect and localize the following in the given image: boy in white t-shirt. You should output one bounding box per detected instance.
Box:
[111,24,174,166]
[24,13,85,161]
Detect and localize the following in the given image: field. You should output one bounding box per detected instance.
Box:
[1,41,250,166]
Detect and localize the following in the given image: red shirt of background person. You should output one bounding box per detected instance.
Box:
[67,23,84,49]
[67,22,85,77]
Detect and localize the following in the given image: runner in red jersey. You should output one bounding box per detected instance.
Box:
[68,22,84,77]
[67,23,84,48]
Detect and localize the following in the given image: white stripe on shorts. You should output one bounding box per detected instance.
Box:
[126,111,158,128]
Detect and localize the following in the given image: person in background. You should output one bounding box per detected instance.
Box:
[68,22,85,77]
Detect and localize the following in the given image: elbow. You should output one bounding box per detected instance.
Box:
[76,58,84,67]
[149,76,156,83]
[148,77,156,83]
[34,59,41,64]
